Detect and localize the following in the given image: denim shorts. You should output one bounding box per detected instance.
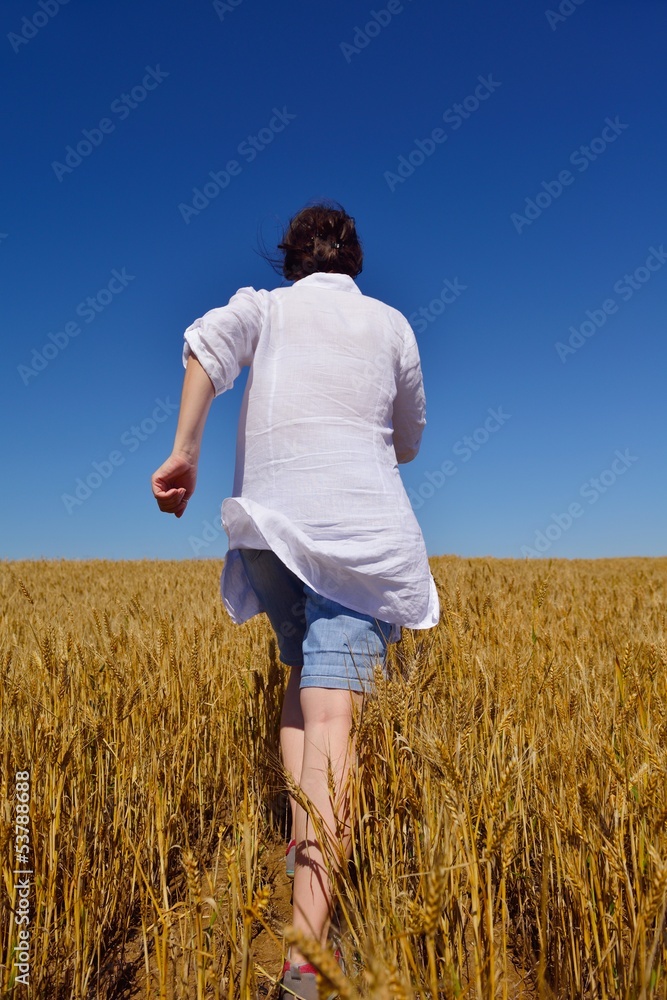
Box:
[237,548,392,694]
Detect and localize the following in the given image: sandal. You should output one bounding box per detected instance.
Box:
[279,947,343,1000]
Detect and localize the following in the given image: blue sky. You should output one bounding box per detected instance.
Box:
[2,0,666,561]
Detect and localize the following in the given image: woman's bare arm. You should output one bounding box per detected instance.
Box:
[151,354,215,517]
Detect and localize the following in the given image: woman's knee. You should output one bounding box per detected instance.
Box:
[300,687,363,726]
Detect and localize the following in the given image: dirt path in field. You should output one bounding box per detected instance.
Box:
[247,838,297,997]
[103,837,537,998]
[109,837,291,999]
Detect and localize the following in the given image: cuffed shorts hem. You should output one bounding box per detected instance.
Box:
[299,671,385,694]
[237,548,392,693]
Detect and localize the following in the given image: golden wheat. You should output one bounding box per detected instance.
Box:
[0,556,666,998]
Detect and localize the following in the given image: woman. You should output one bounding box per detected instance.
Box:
[151,201,439,999]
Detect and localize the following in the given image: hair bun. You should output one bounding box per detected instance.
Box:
[263,201,363,281]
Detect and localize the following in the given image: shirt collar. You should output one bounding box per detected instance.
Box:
[292,272,362,294]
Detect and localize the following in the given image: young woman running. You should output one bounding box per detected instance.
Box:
[151,201,439,999]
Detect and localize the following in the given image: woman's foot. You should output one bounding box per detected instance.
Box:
[279,948,342,1000]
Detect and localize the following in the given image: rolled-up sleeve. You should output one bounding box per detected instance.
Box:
[182,286,266,396]
[392,320,426,464]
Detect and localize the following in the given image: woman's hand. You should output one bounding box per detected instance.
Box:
[151,451,198,518]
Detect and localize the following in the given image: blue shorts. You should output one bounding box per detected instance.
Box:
[237,548,392,694]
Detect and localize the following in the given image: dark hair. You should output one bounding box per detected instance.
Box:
[257,200,363,282]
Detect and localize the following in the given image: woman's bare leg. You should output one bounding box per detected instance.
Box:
[289,686,363,966]
[280,665,305,836]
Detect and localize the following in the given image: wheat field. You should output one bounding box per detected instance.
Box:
[1,556,666,999]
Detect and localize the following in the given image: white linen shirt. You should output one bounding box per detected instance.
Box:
[182,271,439,642]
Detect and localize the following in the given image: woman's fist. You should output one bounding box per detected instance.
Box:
[151,452,198,518]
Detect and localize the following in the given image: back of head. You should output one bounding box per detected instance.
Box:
[261,200,363,282]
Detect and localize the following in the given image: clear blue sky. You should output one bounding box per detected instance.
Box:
[2,0,666,561]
